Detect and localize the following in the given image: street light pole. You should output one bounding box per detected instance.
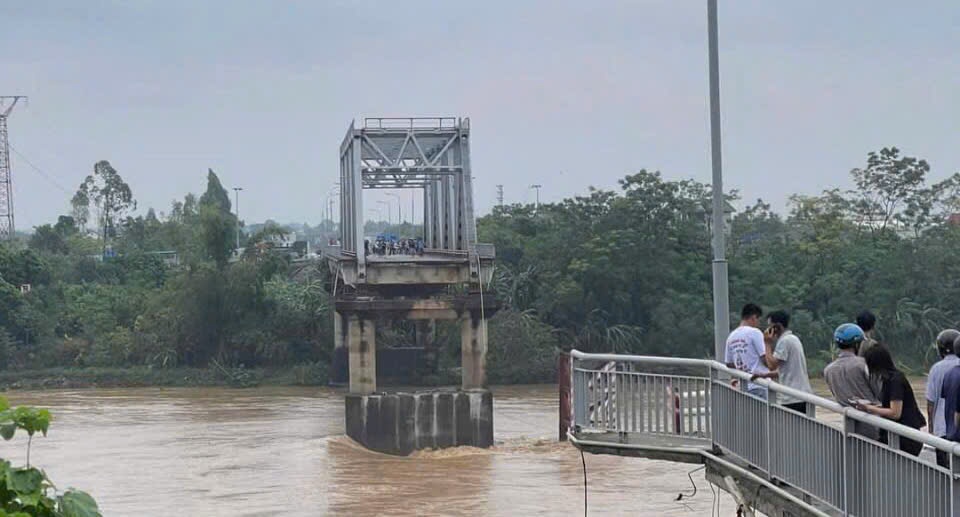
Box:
[385,192,401,224]
[708,0,730,361]
[232,187,243,250]
[529,184,542,212]
[377,200,391,225]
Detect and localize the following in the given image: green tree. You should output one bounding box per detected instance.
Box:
[72,161,136,247]
[196,169,237,269]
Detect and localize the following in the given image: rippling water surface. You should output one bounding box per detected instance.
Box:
[2,385,742,516]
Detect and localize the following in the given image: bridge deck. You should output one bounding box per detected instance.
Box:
[568,350,960,517]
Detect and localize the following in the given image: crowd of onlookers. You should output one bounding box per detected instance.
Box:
[725,303,960,465]
[364,236,425,256]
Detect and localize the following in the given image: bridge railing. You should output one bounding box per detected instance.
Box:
[570,350,960,517]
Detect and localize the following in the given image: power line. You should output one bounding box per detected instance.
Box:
[7,143,71,194]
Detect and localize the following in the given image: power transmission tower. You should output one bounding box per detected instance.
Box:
[496,184,503,207]
[0,96,26,240]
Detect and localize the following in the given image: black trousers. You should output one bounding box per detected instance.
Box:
[783,401,809,414]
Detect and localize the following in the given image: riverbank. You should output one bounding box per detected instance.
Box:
[0,363,331,390]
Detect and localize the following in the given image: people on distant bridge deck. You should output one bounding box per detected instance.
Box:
[749,310,814,414]
[857,344,927,456]
[724,303,769,399]
[926,330,960,440]
[938,334,960,467]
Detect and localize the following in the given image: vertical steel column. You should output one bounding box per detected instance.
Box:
[351,132,366,280]
[440,175,452,250]
[423,185,433,245]
[459,121,478,248]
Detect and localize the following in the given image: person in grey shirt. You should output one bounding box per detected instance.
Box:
[825,324,880,406]
[751,310,814,414]
[825,323,880,439]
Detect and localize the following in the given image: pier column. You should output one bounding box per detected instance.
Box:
[461,314,487,390]
[331,311,348,384]
[348,315,377,394]
[416,320,437,374]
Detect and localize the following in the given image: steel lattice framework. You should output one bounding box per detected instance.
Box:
[0,96,25,240]
[339,117,478,281]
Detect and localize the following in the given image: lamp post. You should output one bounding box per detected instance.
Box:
[707,0,730,361]
[377,200,391,225]
[232,187,243,250]
[529,184,542,212]
[385,192,401,223]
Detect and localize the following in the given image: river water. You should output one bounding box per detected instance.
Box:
[1,385,737,516]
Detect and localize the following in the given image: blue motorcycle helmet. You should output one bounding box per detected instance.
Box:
[834,323,865,349]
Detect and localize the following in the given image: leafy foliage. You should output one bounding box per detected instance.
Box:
[479,151,960,370]
[0,397,101,517]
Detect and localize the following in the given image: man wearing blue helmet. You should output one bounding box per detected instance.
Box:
[824,323,880,408]
[825,323,880,440]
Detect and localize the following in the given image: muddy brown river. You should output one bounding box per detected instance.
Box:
[0,385,739,516]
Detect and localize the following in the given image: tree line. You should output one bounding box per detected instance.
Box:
[481,147,960,377]
[0,147,958,384]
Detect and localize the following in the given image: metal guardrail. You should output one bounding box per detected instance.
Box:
[570,350,960,516]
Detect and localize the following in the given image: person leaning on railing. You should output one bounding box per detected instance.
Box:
[938,334,960,468]
[824,324,881,440]
[856,344,927,456]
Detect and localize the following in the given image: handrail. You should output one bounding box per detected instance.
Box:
[571,349,960,515]
[571,349,960,456]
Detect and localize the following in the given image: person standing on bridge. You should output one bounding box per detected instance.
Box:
[750,310,814,414]
[858,344,927,456]
[925,329,960,441]
[825,324,881,440]
[938,334,960,467]
[724,303,769,399]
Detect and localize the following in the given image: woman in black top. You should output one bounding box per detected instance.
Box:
[858,344,927,456]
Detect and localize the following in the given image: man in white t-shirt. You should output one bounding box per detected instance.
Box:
[724,303,768,398]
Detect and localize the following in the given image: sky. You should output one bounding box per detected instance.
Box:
[1,1,958,230]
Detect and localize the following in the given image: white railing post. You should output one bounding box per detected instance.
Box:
[766,384,776,480]
[842,412,854,516]
[952,450,960,516]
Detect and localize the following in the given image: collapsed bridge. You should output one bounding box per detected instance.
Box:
[323,117,498,455]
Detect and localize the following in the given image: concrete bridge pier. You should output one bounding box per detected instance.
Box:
[338,296,497,455]
[461,314,487,390]
[346,314,377,395]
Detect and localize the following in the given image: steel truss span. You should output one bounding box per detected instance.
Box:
[339,117,478,282]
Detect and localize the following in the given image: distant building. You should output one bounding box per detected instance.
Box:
[145,250,180,267]
[947,213,960,227]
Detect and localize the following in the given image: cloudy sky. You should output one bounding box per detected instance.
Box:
[1,1,958,230]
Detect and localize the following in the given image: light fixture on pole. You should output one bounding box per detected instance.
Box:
[232,187,243,250]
